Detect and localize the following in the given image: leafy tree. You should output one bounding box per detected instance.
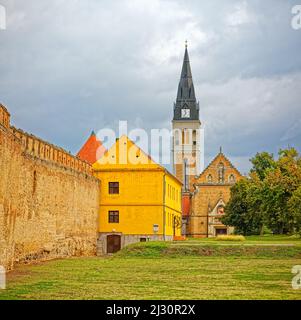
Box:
[246,174,265,235]
[250,152,275,181]
[222,179,262,235]
[263,148,301,233]
[224,148,301,236]
[288,186,301,235]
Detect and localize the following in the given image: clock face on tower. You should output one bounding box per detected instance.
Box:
[181,108,190,119]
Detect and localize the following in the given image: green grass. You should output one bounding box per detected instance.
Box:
[187,234,301,245]
[118,241,301,258]
[1,236,301,300]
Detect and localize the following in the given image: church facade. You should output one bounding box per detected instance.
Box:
[172,45,243,238]
[188,152,243,237]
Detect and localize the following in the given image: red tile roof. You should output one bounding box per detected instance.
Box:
[77,131,106,165]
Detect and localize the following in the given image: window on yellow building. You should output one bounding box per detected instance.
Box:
[108,211,119,223]
[109,182,119,194]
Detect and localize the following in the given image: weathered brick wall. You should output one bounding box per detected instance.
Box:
[189,185,232,237]
[0,105,100,270]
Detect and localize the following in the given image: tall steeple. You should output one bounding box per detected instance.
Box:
[172,42,203,184]
[173,42,199,121]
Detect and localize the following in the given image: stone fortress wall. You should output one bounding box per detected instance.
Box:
[0,104,100,270]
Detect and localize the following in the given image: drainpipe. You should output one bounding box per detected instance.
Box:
[207,212,209,238]
[163,173,166,241]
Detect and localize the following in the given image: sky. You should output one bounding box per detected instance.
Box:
[0,0,301,174]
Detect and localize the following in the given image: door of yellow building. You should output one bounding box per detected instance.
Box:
[107,235,121,253]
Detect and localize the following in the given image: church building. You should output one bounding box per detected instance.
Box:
[172,44,243,238]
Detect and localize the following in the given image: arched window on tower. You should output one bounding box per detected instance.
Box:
[183,128,193,145]
[193,130,197,146]
[218,162,225,184]
[174,130,180,146]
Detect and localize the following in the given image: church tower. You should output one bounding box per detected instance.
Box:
[172,43,203,187]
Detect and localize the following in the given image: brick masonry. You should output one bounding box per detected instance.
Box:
[188,152,243,237]
[0,104,100,270]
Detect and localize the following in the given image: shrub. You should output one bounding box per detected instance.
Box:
[215,235,246,242]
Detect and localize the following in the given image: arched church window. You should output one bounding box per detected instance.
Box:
[218,162,225,184]
[217,205,225,215]
[207,174,213,183]
[229,174,236,183]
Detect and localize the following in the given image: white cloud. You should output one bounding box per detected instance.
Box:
[0,0,300,173]
[226,1,256,27]
[198,73,301,155]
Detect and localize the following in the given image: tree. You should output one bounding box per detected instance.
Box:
[224,148,301,236]
[262,148,301,234]
[250,152,275,181]
[222,179,262,235]
[288,186,301,235]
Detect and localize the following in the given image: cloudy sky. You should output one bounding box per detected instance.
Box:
[1,0,301,173]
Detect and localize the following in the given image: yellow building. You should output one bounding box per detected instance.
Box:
[92,135,182,254]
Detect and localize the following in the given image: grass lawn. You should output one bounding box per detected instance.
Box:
[1,236,301,300]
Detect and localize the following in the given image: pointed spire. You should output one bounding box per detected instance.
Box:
[179,44,193,87]
[220,146,223,154]
[91,130,96,137]
[173,42,199,121]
